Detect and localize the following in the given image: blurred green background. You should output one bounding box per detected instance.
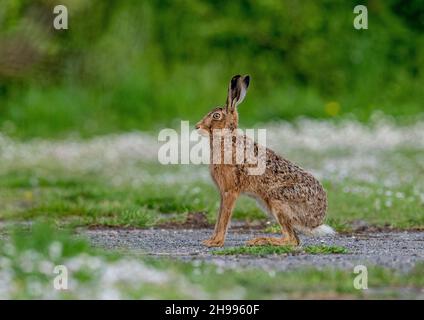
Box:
[0,0,423,139]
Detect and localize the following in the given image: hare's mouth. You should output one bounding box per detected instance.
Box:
[197,128,209,137]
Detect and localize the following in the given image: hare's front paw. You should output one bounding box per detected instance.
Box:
[202,238,224,247]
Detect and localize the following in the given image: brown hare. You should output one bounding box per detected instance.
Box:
[195,75,334,247]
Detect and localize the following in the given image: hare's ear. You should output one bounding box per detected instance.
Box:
[226,74,250,112]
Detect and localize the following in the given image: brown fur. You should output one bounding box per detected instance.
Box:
[195,75,328,247]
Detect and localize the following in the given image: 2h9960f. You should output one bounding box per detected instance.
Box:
[208,304,259,315]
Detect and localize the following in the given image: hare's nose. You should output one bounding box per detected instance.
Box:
[195,124,200,130]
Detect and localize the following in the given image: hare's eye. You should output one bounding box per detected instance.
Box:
[212,112,221,120]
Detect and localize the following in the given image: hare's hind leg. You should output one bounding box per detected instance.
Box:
[246,203,300,246]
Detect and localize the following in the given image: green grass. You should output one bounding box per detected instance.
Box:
[304,245,348,255]
[2,80,423,140]
[166,261,424,299]
[0,165,423,230]
[0,222,421,299]
[213,245,348,256]
[0,167,266,227]
[0,135,423,231]
[325,181,424,231]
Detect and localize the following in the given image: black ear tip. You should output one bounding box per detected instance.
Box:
[230,75,241,89]
[244,75,250,87]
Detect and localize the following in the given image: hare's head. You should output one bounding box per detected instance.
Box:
[195,75,250,136]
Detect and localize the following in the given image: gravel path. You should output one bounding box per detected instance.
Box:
[83,228,424,272]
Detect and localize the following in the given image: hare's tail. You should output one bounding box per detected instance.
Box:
[296,224,336,237]
[310,224,336,236]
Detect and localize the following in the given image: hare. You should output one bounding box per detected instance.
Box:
[195,75,334,247]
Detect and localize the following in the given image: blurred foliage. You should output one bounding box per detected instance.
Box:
[0,0,423,138]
